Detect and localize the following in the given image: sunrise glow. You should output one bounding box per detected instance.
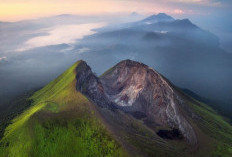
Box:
[0,0,226,21]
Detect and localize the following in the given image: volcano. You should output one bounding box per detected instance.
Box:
[0,60,231,157]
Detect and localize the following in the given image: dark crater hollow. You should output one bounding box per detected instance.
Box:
[157,129,184,140]
[130,111,147,120]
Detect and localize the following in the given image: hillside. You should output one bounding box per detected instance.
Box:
[78,13,232,116]
[0,61,128,157]
[0,60,231,157]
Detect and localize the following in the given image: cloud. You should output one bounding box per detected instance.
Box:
[17,23,106,51]
[176,0,222,6]
[0,56,7,60]
[118,0,231,7]
[174,9,184,14]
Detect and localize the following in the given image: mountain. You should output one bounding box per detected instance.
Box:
[95,13,175,32]
[0,61,128,157]
[130,12,140,17]
[100,60,196,144]
[140,13,175,24]
[0,60,231,157]
[1,13,231,125]
[77,13,232,119]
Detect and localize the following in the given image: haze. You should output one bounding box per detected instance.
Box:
[0,0,232,120]
[0,0,231,51]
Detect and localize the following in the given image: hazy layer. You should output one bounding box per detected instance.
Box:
[17,23,106,51]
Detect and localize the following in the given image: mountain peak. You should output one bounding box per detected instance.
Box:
[2,59,231,157]
[75,60,114,109]
[130,12,140,17]
[98,60,197,144]
[141,13,175,24]
[115,59,147,68]
[156,13,171,17]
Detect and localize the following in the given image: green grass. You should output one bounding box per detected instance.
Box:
[0,60,231,157]
[0,61,128,157]
[0,91,35,139]
[187,100,232,157]
[188,100,232,144]
[29,119,122,157]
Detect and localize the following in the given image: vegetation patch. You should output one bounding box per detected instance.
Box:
[29,118,122,157]
[0,61,128,157]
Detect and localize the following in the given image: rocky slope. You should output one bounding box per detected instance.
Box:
[1,60,231,157]
[76,60,197,144]
[102,60,197,144]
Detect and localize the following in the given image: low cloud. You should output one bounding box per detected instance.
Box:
[0,56,7,61]
[16,23,106,52]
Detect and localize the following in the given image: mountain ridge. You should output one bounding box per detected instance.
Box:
[0,60,231,157]
[141,13,175,24]
[79,12,231,113]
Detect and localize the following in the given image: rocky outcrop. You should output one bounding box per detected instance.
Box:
[75,60,197,145]
[75,61,114,109]
[100,60,197,144]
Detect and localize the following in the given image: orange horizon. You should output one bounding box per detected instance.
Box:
[0,0,186,22]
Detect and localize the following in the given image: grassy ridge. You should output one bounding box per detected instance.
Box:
[0,92,34,140]
[187,100,232,157]
[0,60,231,157]
[0,61,128,157]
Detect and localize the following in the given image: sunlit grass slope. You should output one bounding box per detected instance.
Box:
[0,61,128,157]
[0,60,231,157]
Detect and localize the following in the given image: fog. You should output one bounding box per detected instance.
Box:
[0,14,143,104]
[17,23,106,51]
[0,13,231,120]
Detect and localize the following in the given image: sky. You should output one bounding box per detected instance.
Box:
[0,0,231,51]
[0,0,232,109]
[0,0,231,21]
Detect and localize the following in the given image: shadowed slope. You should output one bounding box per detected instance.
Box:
[0,60,231,157]
[76,60,232,157]
[0,61,128,157]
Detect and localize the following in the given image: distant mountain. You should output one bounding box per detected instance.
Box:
[96,13,175,32]
[1,60,231,157]
[140,13,175,24]
[78,13,232,118]
[130,12,141,17]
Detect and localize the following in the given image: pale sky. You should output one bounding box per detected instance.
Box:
[0,0,231,21]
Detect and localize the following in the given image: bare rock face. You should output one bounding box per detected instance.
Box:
[75,60,197,145]
[100,60,197,144]
[75,61,114,109]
